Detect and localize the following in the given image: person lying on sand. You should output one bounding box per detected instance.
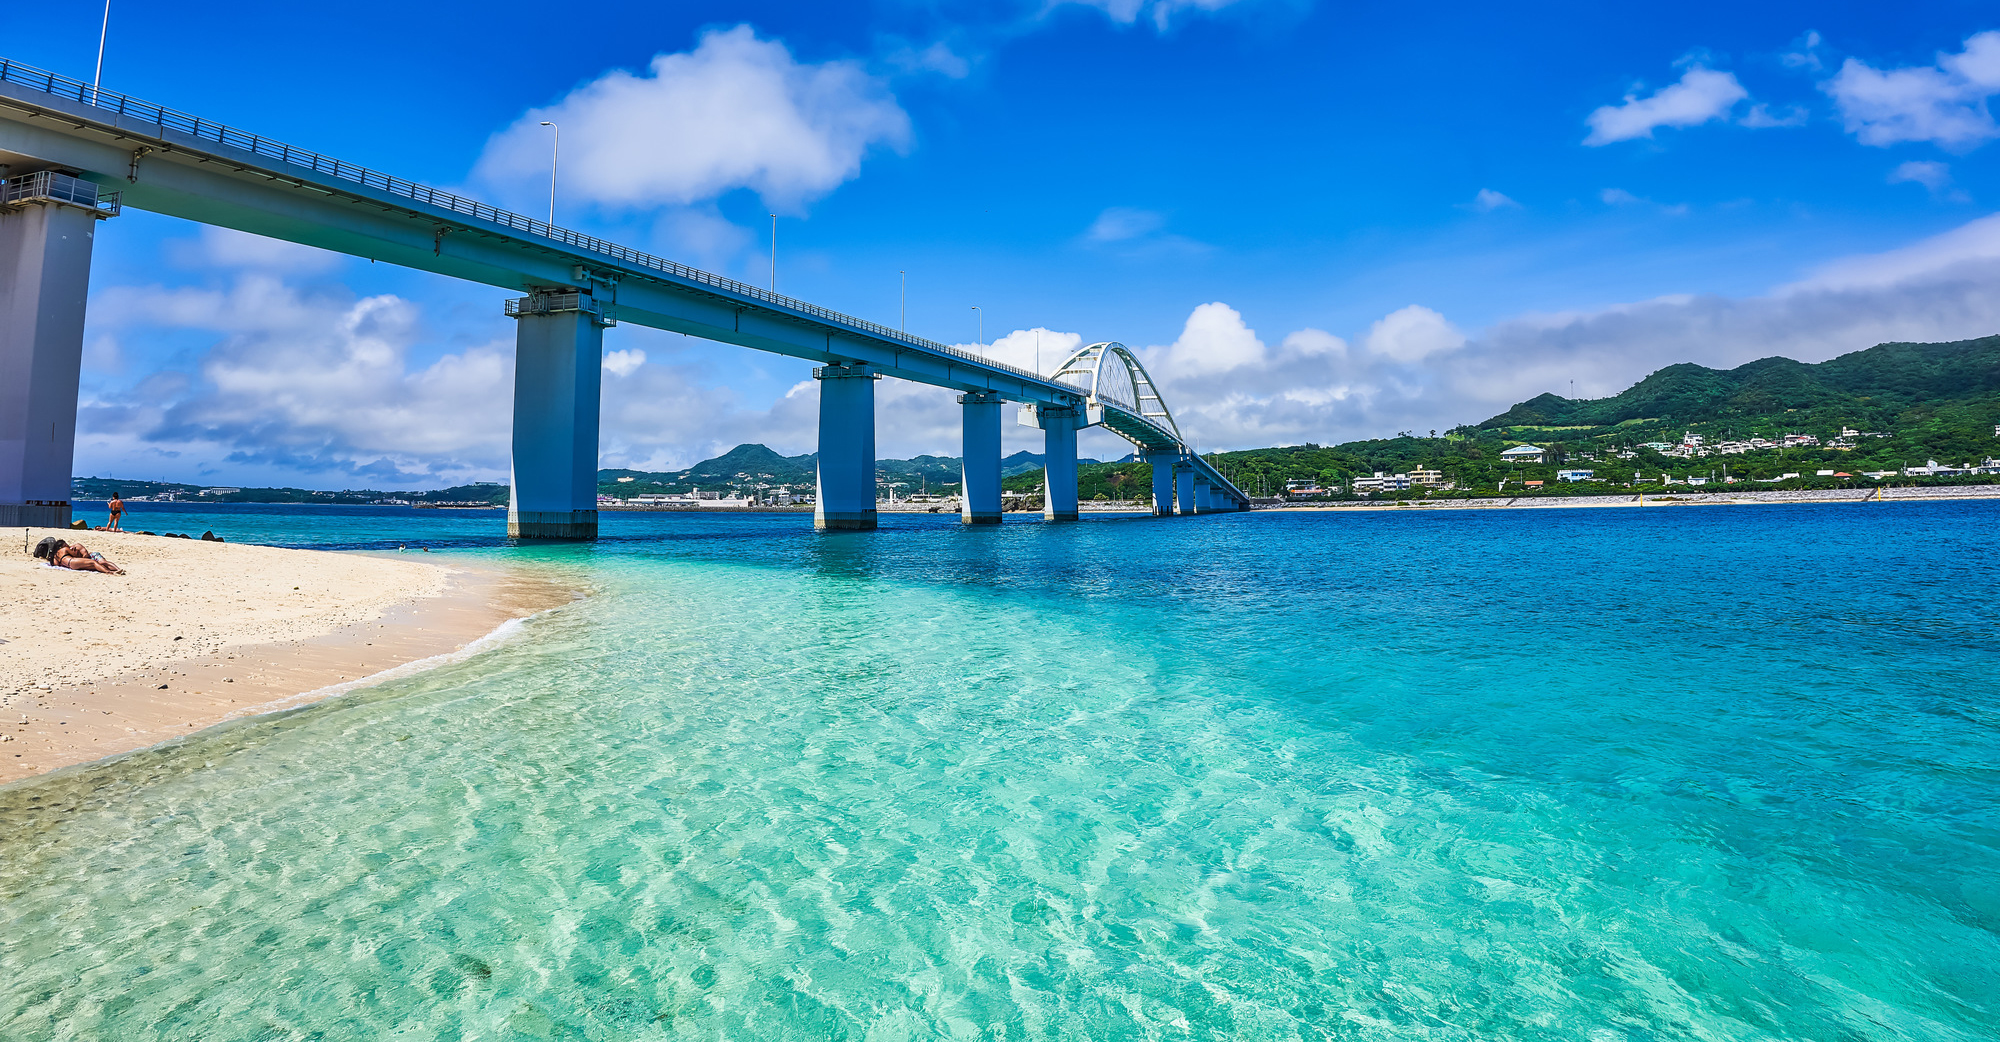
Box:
[32,538,125,575]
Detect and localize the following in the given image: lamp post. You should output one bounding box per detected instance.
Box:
[538,122,558,228]
[92,0,109,102]
[970,306,982,354]
[768,214,777,292]
[900,270,906,330]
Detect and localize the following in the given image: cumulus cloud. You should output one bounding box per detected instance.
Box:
[603,348,647,377]
[473,26,911,214]
[1584,65,1750,145]
[1822,30,2000,150]
[1362,306,1465,363]
[1466,189,1520,212]
[79,276,514,486]
[1107,212,2000,450]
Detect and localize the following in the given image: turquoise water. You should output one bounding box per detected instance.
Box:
[4,504,1998,1040]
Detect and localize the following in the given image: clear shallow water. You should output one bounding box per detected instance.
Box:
[4,503,1997,1040]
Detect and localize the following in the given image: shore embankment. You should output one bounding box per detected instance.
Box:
[2,529,576,784]
[1259,485,2000,512]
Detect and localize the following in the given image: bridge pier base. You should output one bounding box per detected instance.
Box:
[815,364,878,531]
[1145,455,1176,516]
[958,392,1003,524]
[0,177,109,529]
[507,292,605,540]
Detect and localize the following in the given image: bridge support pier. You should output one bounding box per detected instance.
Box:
[507,291,606,540]
[1174,463,1196,515]
[958,392,1003,524]
[0,175,111,529]
[815,364,878,531]
[1145,454,1177,516]
[1023,405,1082,522]
[1194,477,1214,514]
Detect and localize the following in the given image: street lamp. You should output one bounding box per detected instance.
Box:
[970,306,982,354]
[538,122,558,228]
[900,270,906,331]
[92,0,110,102]
[769,214,778,292]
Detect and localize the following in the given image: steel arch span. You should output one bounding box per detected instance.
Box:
[1047,342,1249,509]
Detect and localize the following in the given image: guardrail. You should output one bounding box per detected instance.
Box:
[0,56,1060,390]
[0,168,120,214]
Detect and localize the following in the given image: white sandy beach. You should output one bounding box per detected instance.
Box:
[2,528,574,783]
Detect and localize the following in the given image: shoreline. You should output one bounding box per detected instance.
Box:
[1251,485,2000,512]
[4,533,578,785]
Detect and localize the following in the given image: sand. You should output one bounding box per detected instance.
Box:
[1,528,576,784]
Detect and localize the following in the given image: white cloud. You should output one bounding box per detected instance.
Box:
[1059,0,1262,31]
[1111,211,2000,450]
[1739,103,1809,128]
[1822,31,2000,150]
[1782,31,1825,72]
[977,327,1085,375]
[1584,65,1749,145]
[1362,306,1465,363]
[166,227,345,274]
[1784,210,2000,292]
[1599,187,1689,215]
[80,276,514,485]
[1887,159,1969,202]
[1467,189,1520,212]
[472,26,910,213]
[1085,207,1167,243]
[603,348,647,377]
[884,40,971,78]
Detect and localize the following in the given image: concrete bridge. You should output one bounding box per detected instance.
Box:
[0,58,1249,538]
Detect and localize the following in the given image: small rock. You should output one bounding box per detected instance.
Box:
[156,684,168,690]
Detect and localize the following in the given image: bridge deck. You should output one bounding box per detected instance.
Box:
[0,57,1248,508]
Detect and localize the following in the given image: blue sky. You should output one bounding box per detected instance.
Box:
[13,0,2000,486]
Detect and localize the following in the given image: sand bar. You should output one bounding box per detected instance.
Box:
[2,528,576,784]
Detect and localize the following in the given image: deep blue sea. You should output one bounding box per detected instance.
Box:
[3,501,1997,1040]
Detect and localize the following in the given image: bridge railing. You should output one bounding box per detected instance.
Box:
[0,57,1065,392]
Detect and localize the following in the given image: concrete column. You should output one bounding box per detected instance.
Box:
[508,293,604,540]
[815,364,878,531]
[1174,464,1196,516]
[1144,454,1177,516]
[1040,408,1080,522]
[1194,477,1214,514]
[958,392,1003,524]
[0,179,109,528]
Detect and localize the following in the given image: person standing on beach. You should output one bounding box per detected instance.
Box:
[106,492,124,531]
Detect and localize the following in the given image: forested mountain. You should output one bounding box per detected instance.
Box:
[1479,335,2000,432]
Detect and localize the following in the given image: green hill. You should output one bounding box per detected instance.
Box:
[1480,334,2000,435]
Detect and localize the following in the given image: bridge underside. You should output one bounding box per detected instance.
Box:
[0,64,1247,535]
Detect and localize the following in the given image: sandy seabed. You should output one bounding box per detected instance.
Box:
[1,528,576,784]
